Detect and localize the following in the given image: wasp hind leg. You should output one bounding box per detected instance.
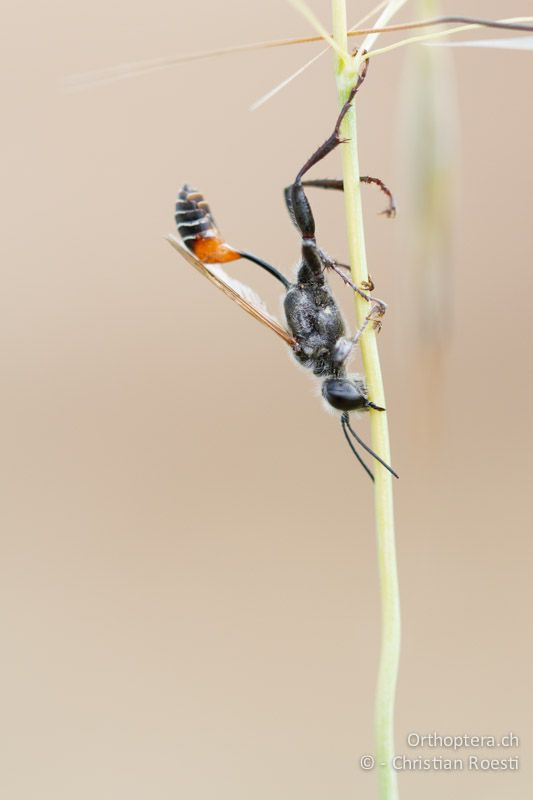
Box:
[283,57,369,242]
[293,57,369,186]
[301,177,396,218]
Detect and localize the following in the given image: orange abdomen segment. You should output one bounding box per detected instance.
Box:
[192,236,241,264]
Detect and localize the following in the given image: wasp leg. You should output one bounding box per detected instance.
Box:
[310,250,386,328]
[332,263,375,292]
[294,57,369,184]
[284,56,369,242]
[348,302,386,347]
[350,314,372,349]
[300,177,396,218]
[333,302,384,370]
[283,181,316,240]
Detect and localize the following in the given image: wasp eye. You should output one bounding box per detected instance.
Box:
[322,378,367,411]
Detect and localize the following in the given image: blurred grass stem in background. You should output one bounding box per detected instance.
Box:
[330,2,402,799]
[399,0,458,442]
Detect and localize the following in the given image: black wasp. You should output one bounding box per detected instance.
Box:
[167,59,398,481]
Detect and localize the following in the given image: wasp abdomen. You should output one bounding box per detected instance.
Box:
[175,184,216,244]
[175,184,240,264]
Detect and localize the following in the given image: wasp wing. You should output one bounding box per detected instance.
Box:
[166,234,296,347]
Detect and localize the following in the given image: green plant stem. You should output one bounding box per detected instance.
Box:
[331,3,401,799]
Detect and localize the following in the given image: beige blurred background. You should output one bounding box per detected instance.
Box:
[2,1,532,797]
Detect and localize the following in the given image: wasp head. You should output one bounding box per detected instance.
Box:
[322,377,370,412]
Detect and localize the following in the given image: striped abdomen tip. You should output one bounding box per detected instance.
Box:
[175,184,240,264]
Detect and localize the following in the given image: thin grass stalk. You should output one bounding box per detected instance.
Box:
[331,3,400,799]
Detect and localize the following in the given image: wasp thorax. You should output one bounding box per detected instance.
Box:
[322,377,368,412]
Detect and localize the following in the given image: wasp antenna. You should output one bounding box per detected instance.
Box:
[341,416,374,482]
[342,413,399,479]
[238,251,291,290]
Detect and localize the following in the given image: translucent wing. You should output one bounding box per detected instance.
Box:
[166,234,296,347]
